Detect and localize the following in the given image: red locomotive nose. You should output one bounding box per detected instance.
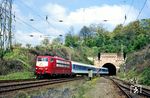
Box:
[39,63,43,66]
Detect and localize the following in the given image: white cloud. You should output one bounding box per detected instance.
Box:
[66,5,138,26]
[44,3,138,31]
[43,3,66,20]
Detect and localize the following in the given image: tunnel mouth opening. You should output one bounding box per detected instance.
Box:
[102,63,116,75]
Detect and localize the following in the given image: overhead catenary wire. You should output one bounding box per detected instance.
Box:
[15,16,43,34]
[11,0,64,38]
[16,0,58,29]
[0,5,44,35]
[126,0,134,17]
[145,0,150,15]
[120,0,148,56]
[136,0,148,19]
[122,0,134,26]
[13,15,57,38]
[117,0,135,55]
[14,0,68,40]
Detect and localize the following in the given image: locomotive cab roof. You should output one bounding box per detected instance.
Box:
[37,56,70,61]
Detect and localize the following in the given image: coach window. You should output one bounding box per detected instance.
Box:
[50,58,54,62]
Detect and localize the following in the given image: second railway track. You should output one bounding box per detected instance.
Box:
[105,76,150,98]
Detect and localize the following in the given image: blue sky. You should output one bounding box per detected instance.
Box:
[12,0,150,46]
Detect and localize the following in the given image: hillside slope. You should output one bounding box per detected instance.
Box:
[118,45,150,85]
[0,45,92,80]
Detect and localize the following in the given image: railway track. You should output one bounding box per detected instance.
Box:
[106,76,150,98]
[0,77,82,94]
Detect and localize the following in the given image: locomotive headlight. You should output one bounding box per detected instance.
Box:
[45,68,48,70]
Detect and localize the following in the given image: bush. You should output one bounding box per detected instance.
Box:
[0,60,23,75]
[139,67,150,85]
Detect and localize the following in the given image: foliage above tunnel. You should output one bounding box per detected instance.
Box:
[65,19,150,56]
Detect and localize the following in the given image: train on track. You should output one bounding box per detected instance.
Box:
[35,56,108,78]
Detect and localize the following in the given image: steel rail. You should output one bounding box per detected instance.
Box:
[108,77,132,98]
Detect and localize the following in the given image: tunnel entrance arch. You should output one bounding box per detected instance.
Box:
[102,63,116,75]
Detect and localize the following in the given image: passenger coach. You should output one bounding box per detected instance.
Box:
[71,61,100,76]
[71,61,109,76]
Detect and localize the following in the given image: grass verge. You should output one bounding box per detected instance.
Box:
[0,71,35,80]
[74,77,98,98]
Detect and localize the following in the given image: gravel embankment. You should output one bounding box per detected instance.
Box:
[84,77,127,98]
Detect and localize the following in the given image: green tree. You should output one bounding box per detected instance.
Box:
[41,38,49,47]
[65,27,80,47]
[52,37,61,45]
[65,33,79,48]
[26,43,31,49]
[79,26,93,46]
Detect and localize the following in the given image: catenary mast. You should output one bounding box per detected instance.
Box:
[0,0,12,55]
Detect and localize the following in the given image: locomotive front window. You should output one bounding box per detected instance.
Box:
[37,58,48,62]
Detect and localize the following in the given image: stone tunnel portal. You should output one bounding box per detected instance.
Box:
[102,63,116,75]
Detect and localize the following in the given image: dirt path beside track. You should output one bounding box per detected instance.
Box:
[83,77,127,98]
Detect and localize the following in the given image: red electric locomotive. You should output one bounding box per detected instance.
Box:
[35,56,72,78]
